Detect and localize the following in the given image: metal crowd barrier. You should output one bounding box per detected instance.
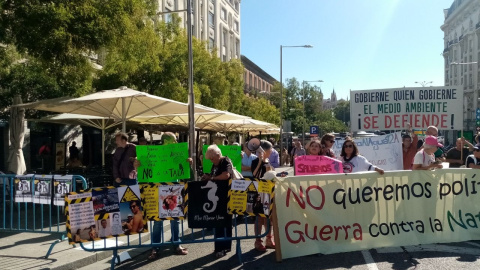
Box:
[79,216,271,270]
[0,174,88,258]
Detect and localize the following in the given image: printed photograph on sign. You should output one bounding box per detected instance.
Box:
[14,175,34,203]
[67,192,96,243]
[228,179,274,217]
[34,176,52,204]
[53,175,73,206]
[92,188,120,215]
[158,184,187,219]
[118,185,148,234]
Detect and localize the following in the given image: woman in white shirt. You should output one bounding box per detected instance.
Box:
[412,136,443,170]
[339,138,384,175]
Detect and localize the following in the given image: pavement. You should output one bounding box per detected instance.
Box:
[0,166,294,270]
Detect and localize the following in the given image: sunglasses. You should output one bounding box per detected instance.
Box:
[475,149,480,152]
[344,144,354,148]
[130,205,138,209]
[328,140,335,143]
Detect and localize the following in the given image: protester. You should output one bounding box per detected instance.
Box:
[201,145,233,258]
[402,134,418,170]
[148,132,189,259]
[241,143,257,178]
[69,141,79,160]
[466,144,480,169]
[112,132,137,187]
[306,139,322,155]
[267,138,280,168]
[320,133,336,158]
[290,141,306,166]
[419,126,445,161]
[412,136,443,170]
[339,138,384,174]
[250,140,275,252]
[281,147,289,166]
[446,138,474,168]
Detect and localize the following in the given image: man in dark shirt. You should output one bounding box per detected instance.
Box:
[446,138,474,168]
[69,141,79,160]
[113,132,136,186]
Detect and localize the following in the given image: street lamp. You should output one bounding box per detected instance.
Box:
[280,45,313,165]
[415,81,433,87]
[157,3,196,180]
[301,80,323,146]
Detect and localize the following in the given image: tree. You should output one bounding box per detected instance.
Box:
[333,100,350,126]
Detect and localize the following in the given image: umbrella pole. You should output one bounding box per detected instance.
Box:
[122,97,126,132]
[102,119,105,167]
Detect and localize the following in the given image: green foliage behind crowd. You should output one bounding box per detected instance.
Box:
[0,1,347,133]
[0,0,279,125]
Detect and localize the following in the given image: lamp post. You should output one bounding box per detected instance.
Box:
[415,81,433,87]
[301,80,323,146]
[157,3,196,180]
[451,61,478,131]
[280,45,313,165]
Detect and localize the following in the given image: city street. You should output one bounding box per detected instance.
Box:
[110,225,480,270]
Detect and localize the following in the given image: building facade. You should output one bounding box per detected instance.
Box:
[241,55,276,95]
[441,0,480,130]
[323,89,338,110]
[156,0,241,62]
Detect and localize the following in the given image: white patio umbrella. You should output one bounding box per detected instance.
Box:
[131,104,251,126]
[17,86,213,132]
[8,95,26,175]
[32,113,119,166]
[197,118,279,133]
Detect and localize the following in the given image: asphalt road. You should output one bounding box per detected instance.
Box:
[109,222,480,270]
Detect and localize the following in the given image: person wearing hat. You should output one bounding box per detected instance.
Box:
[412,136,444,170]
[466,144,480,169]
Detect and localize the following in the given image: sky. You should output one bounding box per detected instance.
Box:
[240,0,454,100]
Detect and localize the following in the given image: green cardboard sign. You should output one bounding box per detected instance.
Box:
[137,143,190,183]
[202,145,242,174]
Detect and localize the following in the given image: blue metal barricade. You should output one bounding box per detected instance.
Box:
[79,216,272,270]
[0,174,88,258]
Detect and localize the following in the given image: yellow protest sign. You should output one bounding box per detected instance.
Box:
[228,179,274,217]
[274,169,480,260]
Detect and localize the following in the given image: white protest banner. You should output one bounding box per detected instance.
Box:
[332,132,403,171]
[274,169,480,261]
[350,87,463,131]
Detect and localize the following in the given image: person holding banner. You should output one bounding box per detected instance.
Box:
[306,140,322,155]
[402,134,418,170]
[148,132,189,259]
[320,133,336,158]
[201,145,233,258]
[339,138,385,174]
[412,136,443,170]
[250,140,276,251]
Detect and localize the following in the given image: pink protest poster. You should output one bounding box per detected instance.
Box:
[294,155,344,176]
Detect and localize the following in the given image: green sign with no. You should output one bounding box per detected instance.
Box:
[202,145,242,174]
[137,143,190,182]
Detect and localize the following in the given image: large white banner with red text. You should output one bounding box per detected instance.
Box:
[275,169,480,260]
[350,87,463,131]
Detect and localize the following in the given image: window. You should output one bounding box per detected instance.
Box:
[235,1,239,11]
[209,38,215,49]
[470,74,473,86]
[208,12,214,26]
[221,8,227,21]
[234,21,239,32]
